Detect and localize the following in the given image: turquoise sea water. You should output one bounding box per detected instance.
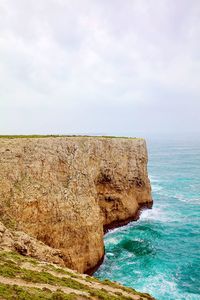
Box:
[95,140,200,300]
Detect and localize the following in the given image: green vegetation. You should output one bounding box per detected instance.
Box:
[0,251,35,263]
[0,260,134,299]
[0,250,155,299]
[44,265,79,279]
[84,275,100,283]
[0,135,65,139]
[101,279,154,300]
[89,288,134,300]
[0,283,78,300]
[0,261,85,290]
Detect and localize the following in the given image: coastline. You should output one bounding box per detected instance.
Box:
[103,202,153,234]
[0,136,152,274]
[87,201,153,275]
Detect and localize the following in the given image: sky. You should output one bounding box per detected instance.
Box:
[0,0,200,138]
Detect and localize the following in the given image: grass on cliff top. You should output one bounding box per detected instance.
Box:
[0,282,134,300]
[101,279,154,300]
[0,283,78,300]
[0,135,141,140]
[0,251,155,300]
[0,262,131,300]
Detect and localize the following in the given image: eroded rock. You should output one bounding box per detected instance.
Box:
[0,137,152,273]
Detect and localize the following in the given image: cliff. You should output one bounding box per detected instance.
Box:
[0,136,152,274]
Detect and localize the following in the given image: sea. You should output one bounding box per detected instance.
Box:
[94,139,200,300]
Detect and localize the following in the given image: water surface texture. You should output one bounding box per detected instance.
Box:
[95,140,200,300]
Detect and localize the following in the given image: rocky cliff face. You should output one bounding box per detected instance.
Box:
[0,137,152,273]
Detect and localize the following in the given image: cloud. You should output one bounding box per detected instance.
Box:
[0,0,200,136]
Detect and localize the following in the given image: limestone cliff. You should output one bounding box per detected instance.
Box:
[0,137,152,274]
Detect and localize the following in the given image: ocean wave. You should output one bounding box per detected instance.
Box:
[140,207,172,222]
[179,293,200,300]
[174,194,200,205]
[106,237,120,245]
[152,184,163,192]
[142,274,178,300]
[149,175,161,183]
[96,142,200,300]
[140,273,200,300]
[106,252,115,257]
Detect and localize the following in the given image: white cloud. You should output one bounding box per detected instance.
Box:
[0,0,200,135]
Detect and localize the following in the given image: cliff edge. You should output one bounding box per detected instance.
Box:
[0,136,152,274]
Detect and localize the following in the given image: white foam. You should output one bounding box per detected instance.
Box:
[180,292,200,300]
[106,252,115,257]
[140,207,172,222]
[149,175,160,183]
[152,184,163,192]
[106,237,120,245]
[139,273,178,299]
[174,193,200,205]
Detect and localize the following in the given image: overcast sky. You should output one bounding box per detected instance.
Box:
[0,0,200,138]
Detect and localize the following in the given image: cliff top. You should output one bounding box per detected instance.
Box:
[0,135,143,140]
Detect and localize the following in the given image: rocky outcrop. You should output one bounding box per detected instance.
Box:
[0,221,66,265]
[0,137,152,273]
